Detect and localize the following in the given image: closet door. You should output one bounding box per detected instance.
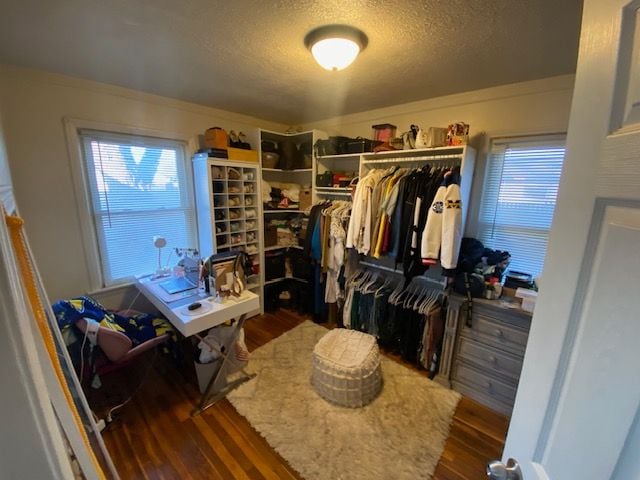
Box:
[496,1,640,479]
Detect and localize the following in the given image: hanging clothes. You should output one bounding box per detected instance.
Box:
[342,270,447,374]
[324,201,351,304]
[421,170,463,269]
[346,168,390,255]
[303,200,353,323]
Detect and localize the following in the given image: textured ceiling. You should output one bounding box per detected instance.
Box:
[0,0,582,123]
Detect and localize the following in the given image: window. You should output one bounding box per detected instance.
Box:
[80,130,197,286]
[478,136,566,280]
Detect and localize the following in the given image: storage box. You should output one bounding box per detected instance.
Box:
[204,127,228,150]
[446,122,470,146]
[227,147,258,163]
[424,127,448,148]
[299,188,312,210]
[515,288,538,313]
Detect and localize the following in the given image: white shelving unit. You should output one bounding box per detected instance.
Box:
[258,129,326,299]
[262,168,313,173]
[312,150,358,204]
[358,145,476,229]
[193,140,475,316]
[192,154,262,311]
[315,144,476,275]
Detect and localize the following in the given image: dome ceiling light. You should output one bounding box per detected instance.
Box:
[304,25,368,71]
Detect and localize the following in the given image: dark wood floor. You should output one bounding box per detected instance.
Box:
[96,309,509,480]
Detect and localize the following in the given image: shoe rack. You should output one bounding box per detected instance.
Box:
[192,154,261,291]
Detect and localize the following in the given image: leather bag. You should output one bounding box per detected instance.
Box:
[278,139,300,170]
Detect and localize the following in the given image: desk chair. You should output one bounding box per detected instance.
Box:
[74,316,170,370]
[53,296,178,422]
[53,296,175,378]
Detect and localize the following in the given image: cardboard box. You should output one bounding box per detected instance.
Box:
[227,147,258,163]
[204,128,228,150]
[299,188,312,211]
[425,127,448,147]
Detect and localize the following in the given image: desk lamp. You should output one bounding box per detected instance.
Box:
[153,236,169,277]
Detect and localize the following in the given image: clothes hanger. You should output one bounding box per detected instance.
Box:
[376,275,395,295]
[388,279,404,304]
[362,271,380,292]
[403,283,420,309]
[349,269,366,286]
[418,289,438,314]
[413,284,432,311]
[353,270,371,290]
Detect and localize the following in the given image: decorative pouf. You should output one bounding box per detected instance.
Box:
[311,328,383,407]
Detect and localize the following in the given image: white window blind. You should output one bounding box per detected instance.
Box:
[80,130,196,286]
[478,137,566,280]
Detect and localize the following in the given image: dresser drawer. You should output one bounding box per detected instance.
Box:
[455,336,523,384]
[451,379,514,416]
[451,360,518,406]
[460,313,529,356]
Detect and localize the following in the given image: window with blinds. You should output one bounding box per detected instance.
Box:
[80,130,196,286]
[478,136,566,280]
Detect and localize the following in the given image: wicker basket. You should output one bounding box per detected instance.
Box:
[311,329,382,408]
[262,152,279,169]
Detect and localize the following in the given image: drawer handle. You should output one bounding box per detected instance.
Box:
[495,329,504,337]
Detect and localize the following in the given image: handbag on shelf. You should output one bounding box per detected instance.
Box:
[278,139,301,170]
[344,137,382,153]
[316,171,333,187]
[314,136,353,156]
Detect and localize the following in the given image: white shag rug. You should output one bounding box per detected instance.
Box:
[227,321,461,480]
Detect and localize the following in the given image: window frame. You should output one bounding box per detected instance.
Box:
[477,134,566,280]
[64,118,199,292]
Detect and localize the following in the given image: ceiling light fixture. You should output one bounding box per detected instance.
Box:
[304,25,368,71]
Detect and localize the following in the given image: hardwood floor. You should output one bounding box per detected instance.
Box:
[96,309,509,479]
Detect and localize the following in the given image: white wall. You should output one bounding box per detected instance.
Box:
[0,65,287,301]
[0,109,76,480]
[0,65,575,302]
[303,75,575,236]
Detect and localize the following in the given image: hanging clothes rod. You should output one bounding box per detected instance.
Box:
[316,191,352,196]
[359,261,446,287]
[361,154,463,164]
[359,261,402,273]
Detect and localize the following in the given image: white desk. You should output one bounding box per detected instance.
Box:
[135,274,259,337]
[135,274,260,414]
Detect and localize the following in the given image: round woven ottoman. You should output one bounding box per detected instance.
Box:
[311,328,382,408]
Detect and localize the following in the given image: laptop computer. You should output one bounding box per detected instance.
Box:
[160,256,200,295]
